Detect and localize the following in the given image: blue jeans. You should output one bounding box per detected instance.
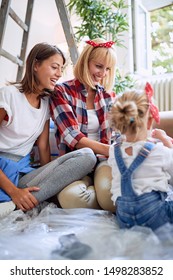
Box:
[116,191,173,230]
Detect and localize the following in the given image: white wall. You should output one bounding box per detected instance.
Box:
[116,0,134,75]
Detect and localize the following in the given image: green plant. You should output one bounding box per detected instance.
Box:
[68,0,129,47]
[114,69,135,94]
[67,0,135,92]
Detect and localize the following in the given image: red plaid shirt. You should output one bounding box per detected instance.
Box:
[50,79,116,155]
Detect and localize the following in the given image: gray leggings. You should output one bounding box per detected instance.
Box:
[18,148,96,202]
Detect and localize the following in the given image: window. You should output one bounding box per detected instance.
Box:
[151,5,173,74]
[132,0,173,76]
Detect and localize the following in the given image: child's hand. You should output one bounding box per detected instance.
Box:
[152,128,173,148]
[151,128,167,141]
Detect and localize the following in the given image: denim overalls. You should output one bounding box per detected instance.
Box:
[114,141,173,230]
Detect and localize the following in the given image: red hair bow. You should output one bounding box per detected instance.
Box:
[86,40,115,48]
[145,82,160,124]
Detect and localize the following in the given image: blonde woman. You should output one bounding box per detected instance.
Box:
[50,38,117,211]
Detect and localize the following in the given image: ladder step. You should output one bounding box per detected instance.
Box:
[0,48,23,66]
[9,7,28,31]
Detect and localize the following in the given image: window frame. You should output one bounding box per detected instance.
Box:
[132,0,151,75]
[131,0,173,76]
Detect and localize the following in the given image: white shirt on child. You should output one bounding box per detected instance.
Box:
[108,140,173,205]
[0,85,50,156]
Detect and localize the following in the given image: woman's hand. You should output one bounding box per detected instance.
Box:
[11,186,40,211]
[0,170,39,211]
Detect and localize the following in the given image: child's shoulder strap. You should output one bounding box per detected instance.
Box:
[139,141,155,158]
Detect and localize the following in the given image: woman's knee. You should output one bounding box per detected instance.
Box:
[94,164,115,212]
[58,176,100,209]
[78,148,97,165]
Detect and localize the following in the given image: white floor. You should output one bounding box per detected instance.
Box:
[0,202,173,260]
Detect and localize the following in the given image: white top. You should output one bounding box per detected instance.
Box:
[108,140,173,205]
[87,109,99,141]
[0,85,50,156]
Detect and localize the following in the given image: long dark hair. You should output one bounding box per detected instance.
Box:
[12,42,66,96]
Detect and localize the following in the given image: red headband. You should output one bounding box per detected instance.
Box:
[145,82,160,124]
[86,40,115,48]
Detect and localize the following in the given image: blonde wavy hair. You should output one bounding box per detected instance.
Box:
[74,38,117,92]
[110,89,150,135]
